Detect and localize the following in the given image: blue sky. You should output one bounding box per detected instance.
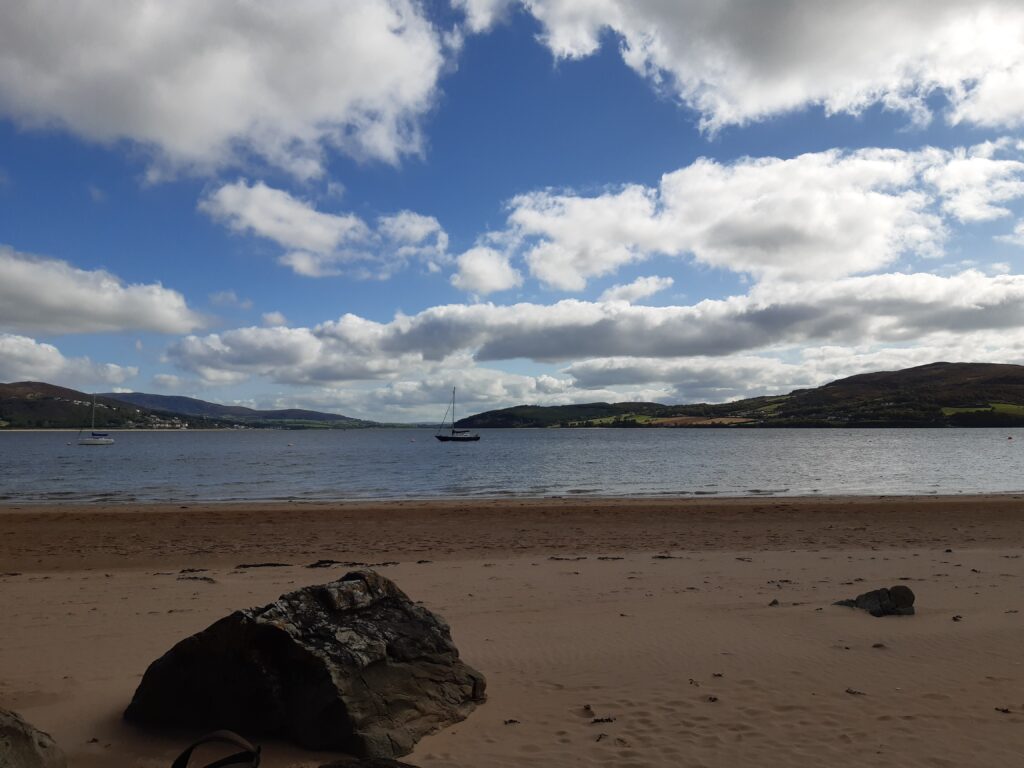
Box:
[3,1,1024,420]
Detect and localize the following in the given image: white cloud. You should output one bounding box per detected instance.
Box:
[502,144,1024,291]
[0,246,205,334]
[599,275,673,303]
[201,181,449,278]
[510,149,947,289]
[201,181,368,256]
[378,211,444,245]
[167,270,1024,387]
[0,0,446,178]
[451,247,523,295]
[0,333,136,385]
[921,141,1024,222]
[454,0,516,32]
[509,1,1024,132]
[208,290,253,310]
[997,221,1024,247]
[262,311,288,327]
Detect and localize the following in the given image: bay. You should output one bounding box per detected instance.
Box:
[0,427,1022,502]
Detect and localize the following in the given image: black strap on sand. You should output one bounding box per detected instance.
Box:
[171,730,261,768]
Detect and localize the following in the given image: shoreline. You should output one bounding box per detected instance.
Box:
[3,494,1023,572]
[1,494,1022,766]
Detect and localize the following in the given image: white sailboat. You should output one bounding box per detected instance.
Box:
[78,394,114,446]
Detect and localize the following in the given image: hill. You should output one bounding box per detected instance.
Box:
[0,382,180,429]
[456,362,1024,428]
[101,392,376,428]
[0,382,376,429]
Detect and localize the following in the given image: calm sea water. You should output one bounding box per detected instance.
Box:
[0,428,1022,502]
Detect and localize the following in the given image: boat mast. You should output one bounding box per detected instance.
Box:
[451,387,456,434]
[91,394,96,430]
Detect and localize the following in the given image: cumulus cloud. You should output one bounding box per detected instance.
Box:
[599,276,674,303]
[451,247,523,295]
[261,311,288,327]
[0,333,136,385]
[201,180,449,277]
[502,1,1024,132]
[208,290,252,309]
[504,145,1024,290]
[167,270,1024,387]
[454,0,516,32]
[0,1,446,178]
[201,181,368,258]
[0,246,205,334]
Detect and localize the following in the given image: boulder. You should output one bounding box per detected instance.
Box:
[125,570,486,758]
[0,708,67,768]
[834,585,915,617]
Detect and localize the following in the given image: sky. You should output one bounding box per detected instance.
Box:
[3,1,1024,421]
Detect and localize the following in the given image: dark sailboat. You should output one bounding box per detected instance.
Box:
[435,387,480,442]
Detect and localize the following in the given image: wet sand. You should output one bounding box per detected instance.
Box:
[1,495,1022,766]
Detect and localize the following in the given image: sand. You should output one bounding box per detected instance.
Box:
[1,495,1022,767]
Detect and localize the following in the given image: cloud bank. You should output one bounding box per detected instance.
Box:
[0,334,136,386]
[0,247,204,335]
[201,181,449,277]
[0,0,446,178]
[499,1,1024,131]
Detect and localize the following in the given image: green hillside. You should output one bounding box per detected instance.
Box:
[456,362,1024,429]
[0,382,172,429]
[0,382,376,430]
[101,391,376,428]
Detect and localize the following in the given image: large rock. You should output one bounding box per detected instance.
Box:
[0,708,66,768]
[834,585,915,617]
[124,571,486,758]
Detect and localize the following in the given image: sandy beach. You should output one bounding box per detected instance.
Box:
[2,495,1022,767]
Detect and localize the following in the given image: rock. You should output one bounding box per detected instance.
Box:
[0,708,67,768]
[833,585,915,617]
[124,570,486,758]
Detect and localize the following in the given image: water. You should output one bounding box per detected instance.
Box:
[0,428,1022,502]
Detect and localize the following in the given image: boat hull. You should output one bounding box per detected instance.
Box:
[435,434,480,442]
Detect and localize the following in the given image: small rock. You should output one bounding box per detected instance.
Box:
[591,717,615,724]
[769,599,780,606]
[952,614,964,622]
[706,696,718,703]
[845,688,866,696]
[833,586,915,617]
[995,707,1011,714]
[503,719,520,725]
[0,708,67,768]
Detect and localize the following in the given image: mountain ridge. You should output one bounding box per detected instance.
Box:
[0,382,376,429]
[455,362,1024,428]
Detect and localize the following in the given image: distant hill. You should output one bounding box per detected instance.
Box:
[101,391,375,428]
[456,362,1024,428]
[0,382,377,429]
[0,382,171,429]
[459,402,665,428]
